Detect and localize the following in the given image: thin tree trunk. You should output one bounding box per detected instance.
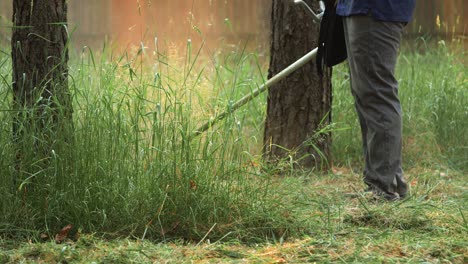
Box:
[264,0,332,169]
[11,0,72,182]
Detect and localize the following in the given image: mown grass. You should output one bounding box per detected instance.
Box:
[0,36,466,262]
[1,169,466,263]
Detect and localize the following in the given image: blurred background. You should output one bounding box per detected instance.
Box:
[0,0,466,54]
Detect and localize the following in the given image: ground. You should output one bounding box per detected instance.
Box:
[1,167,466,263]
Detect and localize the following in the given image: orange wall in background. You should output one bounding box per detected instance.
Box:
[0,0,466,52]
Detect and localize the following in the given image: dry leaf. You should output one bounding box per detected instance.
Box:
[189,179,197,190]
[55,224,73,244]
[332,167,344,175]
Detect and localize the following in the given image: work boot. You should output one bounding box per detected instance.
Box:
[366,185,401,202]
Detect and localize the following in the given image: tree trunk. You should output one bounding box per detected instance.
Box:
[264,0,332,169]
[11,0,72,180]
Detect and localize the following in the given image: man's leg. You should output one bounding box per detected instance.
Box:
[343,15,408,199]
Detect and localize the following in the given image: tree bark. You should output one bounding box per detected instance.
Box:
[264,0,332,169]
[11,0,72,179]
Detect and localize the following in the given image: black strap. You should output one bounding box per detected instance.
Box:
[316,0,347,75]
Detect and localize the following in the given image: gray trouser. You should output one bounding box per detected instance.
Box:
[343,15,408,198]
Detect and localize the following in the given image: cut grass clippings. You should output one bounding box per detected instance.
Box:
[1,169,466,263]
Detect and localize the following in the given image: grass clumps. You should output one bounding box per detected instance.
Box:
[1,168,466,263]
[0,44,286,242]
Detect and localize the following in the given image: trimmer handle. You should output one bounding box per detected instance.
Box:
[293,0,325,23]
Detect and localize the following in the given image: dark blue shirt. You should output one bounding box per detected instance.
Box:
[336,0,416,23]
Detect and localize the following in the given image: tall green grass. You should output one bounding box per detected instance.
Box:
[0,38,466,242]
[0,43,282,241]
